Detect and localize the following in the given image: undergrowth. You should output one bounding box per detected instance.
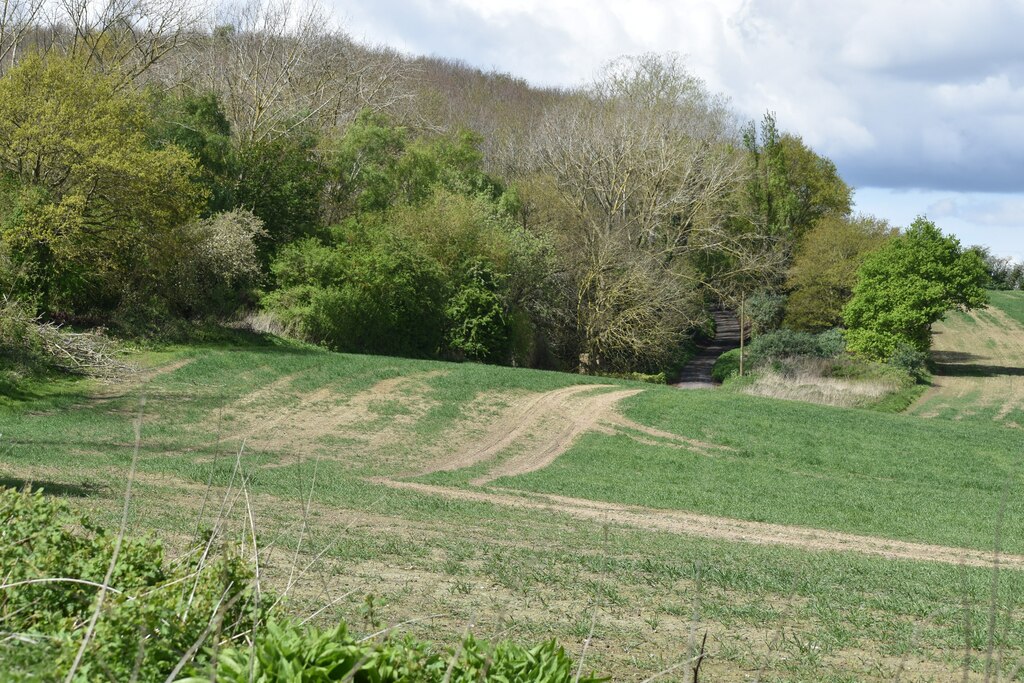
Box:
[0,487,605,682]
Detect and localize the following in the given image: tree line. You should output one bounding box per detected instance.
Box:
[0,0,1013,381]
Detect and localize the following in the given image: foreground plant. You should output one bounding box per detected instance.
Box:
[0,487,605,682]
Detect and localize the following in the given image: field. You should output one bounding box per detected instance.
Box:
[910,291,1024,428]
[2,299,1024,681]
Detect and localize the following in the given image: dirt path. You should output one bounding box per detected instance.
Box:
[674,310,741,389]
[371,478,1024,570]
[909,306,1024,427]
[413,384,730,485]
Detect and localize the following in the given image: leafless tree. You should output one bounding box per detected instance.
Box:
[42,0,202,86]
[0,0,46,72]
[188,0,410,144]
[528,54,781,369]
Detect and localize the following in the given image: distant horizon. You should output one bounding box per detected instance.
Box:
[333,0,1024,262]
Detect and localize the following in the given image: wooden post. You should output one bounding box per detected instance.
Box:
[739,292,745,378]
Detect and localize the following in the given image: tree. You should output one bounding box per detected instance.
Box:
[529,54,760,370]
[785,214,895,331]
[741,113,852,260]
[0,53,203,315]
[971,245,1024,290]
[842,217,988,359]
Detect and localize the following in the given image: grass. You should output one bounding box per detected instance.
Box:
[3,331,1024,680]
[989,290,1024,327]
[489,387,1024,553]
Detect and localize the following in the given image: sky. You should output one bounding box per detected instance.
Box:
[332,0,1024,261]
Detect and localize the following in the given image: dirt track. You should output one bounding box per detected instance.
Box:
[413,384,729,485]
[373,478,1024,570]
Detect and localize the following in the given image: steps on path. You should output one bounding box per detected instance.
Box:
[673,310,741,389]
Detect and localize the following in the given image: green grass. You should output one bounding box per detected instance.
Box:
[4,334,1024,679]
[989,289,1024,327]
[493,387,1024,553]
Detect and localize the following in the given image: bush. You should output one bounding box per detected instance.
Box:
[183,619,607,683]
[747,329,819,361]
[889,342,929,380]
[264,229,449,358]
[711,348,742,382]
[0,487,257,681]
[746,328,847,365]
[814,328,846,358]
[171,209,267,318]
[747,291,786,335]
[1,487,606,682]
[445,262,510,363]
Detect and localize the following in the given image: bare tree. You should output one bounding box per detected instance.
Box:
[189,0,410,145]
[528,54,780,370]
[44,0,202,86]
[0,0,46,72]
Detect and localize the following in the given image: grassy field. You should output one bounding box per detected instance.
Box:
[2,329,1023,681]
[910,291,1024,428]
[989,291,1024,327]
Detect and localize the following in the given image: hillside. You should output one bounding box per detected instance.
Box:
[910,290,1024,427]
[3,334,1024,681]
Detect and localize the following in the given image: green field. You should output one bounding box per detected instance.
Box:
[990,290,1024,327]
[3,332,1024,681]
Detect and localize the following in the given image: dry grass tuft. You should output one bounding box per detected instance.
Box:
[741,366,899,408]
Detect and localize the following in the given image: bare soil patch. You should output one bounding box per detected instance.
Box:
[370,478,1024,570]
[204,370,446,462]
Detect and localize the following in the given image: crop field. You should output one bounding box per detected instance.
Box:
[2,319,1024,681]
[910,291,1024,428]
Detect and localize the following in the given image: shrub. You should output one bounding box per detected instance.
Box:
[445,262,510,363]
[747,329,819,362]
[172,209,267,318]
[888,342,929,380]
[814,328,846,358]
[182,619,608,683]
[1,487,607,682]
[711,348,742,382]
[264,229,448,358]
[0,487,257,681]
[746,291,786,335]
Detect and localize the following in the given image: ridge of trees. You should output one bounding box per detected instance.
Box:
[0,0,1015,382]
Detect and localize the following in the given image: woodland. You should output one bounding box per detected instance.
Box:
[1,0,1018,384]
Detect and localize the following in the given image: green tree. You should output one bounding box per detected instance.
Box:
[842,217,988,359]
[149,92,236,214]
[785,214,895,331]
[742,113,852,255]
[0,53,203,315]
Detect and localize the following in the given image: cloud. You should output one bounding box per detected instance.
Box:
[331,0,1024,195]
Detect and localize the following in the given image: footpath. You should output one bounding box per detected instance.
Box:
[673,310,741,389]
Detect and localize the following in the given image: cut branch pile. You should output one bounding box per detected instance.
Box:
[35,323,132,379]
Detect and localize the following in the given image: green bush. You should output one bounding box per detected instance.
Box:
[747,329,819,361]
[1,487,606,682]
[264,229,448,358]
[0,487,257,681]
[745,328,847,367]
[711,348,742,382]
[747,291,786,335]
[888,342,929,380]
[445,262,510,363]
[182,619,607,683]
[814,328,846,358]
